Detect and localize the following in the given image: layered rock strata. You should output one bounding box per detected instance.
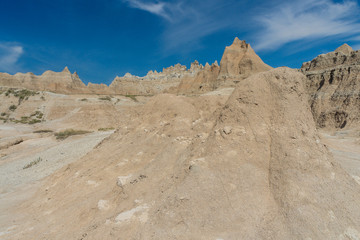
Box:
[301,44,360,129]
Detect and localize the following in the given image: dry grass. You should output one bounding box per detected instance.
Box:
[23,157,43,169]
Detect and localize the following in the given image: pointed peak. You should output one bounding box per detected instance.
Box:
[213,60,219,67]
[335,43,353,55]
[231,37,249,48]
[62,66,70,73]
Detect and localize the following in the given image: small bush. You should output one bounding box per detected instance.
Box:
[99,96,112,101]
[9,105,17,111]
[98,127,115,131]
[55,129,91,140]
[1,112,6,116]
[28,119,42,124]
[125,95,138,102]
[80,98,88,101]
[34,129,53,133]
[23,157,43,169]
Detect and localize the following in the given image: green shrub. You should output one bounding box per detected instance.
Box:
[9,105,17,111]
[80,98,88,101]
[34,129,53,133]
[98,127,115,131]
[55,129,91,140]
[28,119,42,124]
[125,95,138,102]
[99,96,112,101]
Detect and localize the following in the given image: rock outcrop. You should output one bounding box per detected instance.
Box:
[0,67,88,94]
[301,44,360,129]
[109,63,201,95]
[170,61,220,94]
[218,37,272,85]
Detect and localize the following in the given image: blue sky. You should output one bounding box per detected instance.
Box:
[1,0,360,84]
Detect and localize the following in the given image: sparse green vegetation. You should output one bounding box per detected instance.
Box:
[28,119,42,124]
[23,157,43,169]
[80,98,88,101]
[5,88,39,104]
[98,127,115,131]
[99,96,112,101]
[1,112,6,116]
[33,129,53,133]
[55,129,91,140]
[9,111,44,124]
[125,95,138,102]
[9,105,17,111]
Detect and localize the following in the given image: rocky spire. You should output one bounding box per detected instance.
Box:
[62,66,71,73]
[334,43,353,55]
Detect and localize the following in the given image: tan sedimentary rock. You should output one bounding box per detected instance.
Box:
[301,44,360,129]
[12,68,360,239]
[218,37,272,85]
[0,67,89,94]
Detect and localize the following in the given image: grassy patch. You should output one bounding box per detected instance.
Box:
[99,96,112,101]
[125,95,138,102]
[34,129,53,133]
[55,129,91,140]
[98,127,115,131]
[23,157,43,169]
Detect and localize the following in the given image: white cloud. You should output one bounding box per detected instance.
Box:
[253,0,360,51]
[0,43,24,72]
[122,0,181,21]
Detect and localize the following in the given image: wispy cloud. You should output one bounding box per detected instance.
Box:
[253,0,360,51]
[122,0,183,22]
[0,43,24,72]
[122,0,245,52]
[122,0,360,54]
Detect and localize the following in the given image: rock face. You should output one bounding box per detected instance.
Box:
[110,63,202,95]
[14,68,360,239]
[171,61,220,94]
[301,44,360,129]
[218,37,272,85]
[0,67,88,94]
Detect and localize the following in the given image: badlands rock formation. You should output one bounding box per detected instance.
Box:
[301,44,360,129]
[0,67,87,94]
[0,38,272,95]
[6,68,360,240]
[218,37,272,84]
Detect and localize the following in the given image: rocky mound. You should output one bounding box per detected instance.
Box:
[301,44,360,129]
[11,68,360,239]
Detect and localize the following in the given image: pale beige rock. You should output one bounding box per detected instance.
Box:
[218,37,272,85]
[4,68,359,240]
